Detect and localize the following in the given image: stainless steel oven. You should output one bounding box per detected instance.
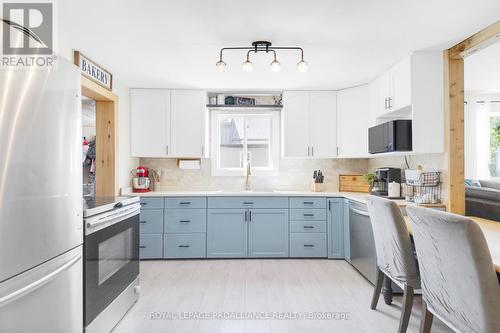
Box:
[83,196,140,333]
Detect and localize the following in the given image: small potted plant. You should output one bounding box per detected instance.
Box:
[363,172,378,192]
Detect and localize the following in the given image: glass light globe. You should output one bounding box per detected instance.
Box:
[297,60,309,72]
[270,59,281,72]
[215,60,226,72]
[242,60,254,72]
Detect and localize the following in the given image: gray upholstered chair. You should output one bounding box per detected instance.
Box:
[406,206,500,333]
[366,196,421,333]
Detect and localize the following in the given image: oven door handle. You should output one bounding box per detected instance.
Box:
[86,204,141,229]
[0,252,81,306]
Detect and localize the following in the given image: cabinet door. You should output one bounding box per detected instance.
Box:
[337,86,368,157]
[309,91,337,158]
[327,198,344,258]
[378,72,392,115]
[282,91,310,158]
[390,56,411,111]
[130,89,171,157]
[248,209,288,257]
[207,209,247,258]
[343,199,350,262]
[170,90,206,157]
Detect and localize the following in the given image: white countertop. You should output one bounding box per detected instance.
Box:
[121,188,442,207]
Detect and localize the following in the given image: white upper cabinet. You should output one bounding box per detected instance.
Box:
[337,85,368,157]
[390,56,411,111]
[282,91,337,158]
[130,89,171,157]
[282,91,310,158]
[130,89,207,158]
[170,90,207,158]
[368,51,444,154]
[309,91,337,158]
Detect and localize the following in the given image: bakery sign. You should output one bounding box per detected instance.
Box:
[74,51,113,90]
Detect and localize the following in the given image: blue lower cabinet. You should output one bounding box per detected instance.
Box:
[343,199,351,262]
[163,233,206,258]
[289,233,327,257]
[207,209,247,258]
[164,209,206,233]
[327,198,344,259]
[248,209,289,257]
[139,209,163,234]
[290,220,327,233]
[139,234,163,259]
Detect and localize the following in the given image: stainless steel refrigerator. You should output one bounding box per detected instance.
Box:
[0,40,83,332]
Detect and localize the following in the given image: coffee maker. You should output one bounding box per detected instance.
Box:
[372,167,402,197]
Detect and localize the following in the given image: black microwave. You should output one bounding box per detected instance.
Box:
[368,120,412,154]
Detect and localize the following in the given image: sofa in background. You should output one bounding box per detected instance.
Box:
[465,179,500,222]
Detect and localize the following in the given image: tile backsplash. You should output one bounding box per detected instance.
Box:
[139,153,447,203]
[140,158,369,192]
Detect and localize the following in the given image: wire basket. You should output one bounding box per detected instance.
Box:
[404,171,442,204]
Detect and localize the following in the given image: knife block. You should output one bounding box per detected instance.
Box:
[310,181,324,192]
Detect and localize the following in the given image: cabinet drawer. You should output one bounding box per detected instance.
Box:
[289,197,326,209]
[140,234,163,259]
[290,220,326,233]
[165,197,206,209]
[139,209,164,234]
[140,197,164,209]
[290,209,327,221]
[208,197,288,209]
[289,233,327,257]
[164,209,206,233]
[164,233,206,258]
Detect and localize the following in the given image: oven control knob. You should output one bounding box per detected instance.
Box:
[134,285,141,294]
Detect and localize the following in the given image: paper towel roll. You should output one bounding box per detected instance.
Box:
[388,182,401,198]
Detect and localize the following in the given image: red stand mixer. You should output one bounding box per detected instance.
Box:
[131,166,151,193]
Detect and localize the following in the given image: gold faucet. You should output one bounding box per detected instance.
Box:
[245,159,251,191]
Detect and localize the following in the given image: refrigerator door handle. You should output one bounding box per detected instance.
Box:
[0,252,81,307]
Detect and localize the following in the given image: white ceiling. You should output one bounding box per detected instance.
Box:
[57,0,500,90]
[465,40,500,93]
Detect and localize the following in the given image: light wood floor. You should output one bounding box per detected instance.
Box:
[114,260,452,333]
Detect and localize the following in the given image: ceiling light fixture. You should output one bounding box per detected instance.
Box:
[216,41,308,72]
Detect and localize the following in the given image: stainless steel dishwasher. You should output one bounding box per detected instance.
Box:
[349,200,377,284]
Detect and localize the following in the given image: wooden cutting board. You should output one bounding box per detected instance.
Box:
[339,174,371,193]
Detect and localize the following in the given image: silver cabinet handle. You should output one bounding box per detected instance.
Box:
[178,245,190,248]
[139,245,146,249]
[307,146,310,156]
[244,211,248,222]
[166,145,169,155]
[179,202,191,205]
[0,253,81,306]
[201,145,204,156]
[311,146,314,156]
[303,244,315,247]
[303,226,315,229]
[303,201,314,205]
[388,97,392,109]
[243,202,254,205]
[303,213,314,217]
[249,211,252,221]
[140,221,147,224]
[179,220,191,223]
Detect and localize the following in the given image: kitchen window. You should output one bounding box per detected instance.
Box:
[210,110,280,176]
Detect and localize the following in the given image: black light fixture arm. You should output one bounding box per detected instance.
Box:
[218,41,304,61]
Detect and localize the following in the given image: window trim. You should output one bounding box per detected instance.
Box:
[210,110,280,177]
